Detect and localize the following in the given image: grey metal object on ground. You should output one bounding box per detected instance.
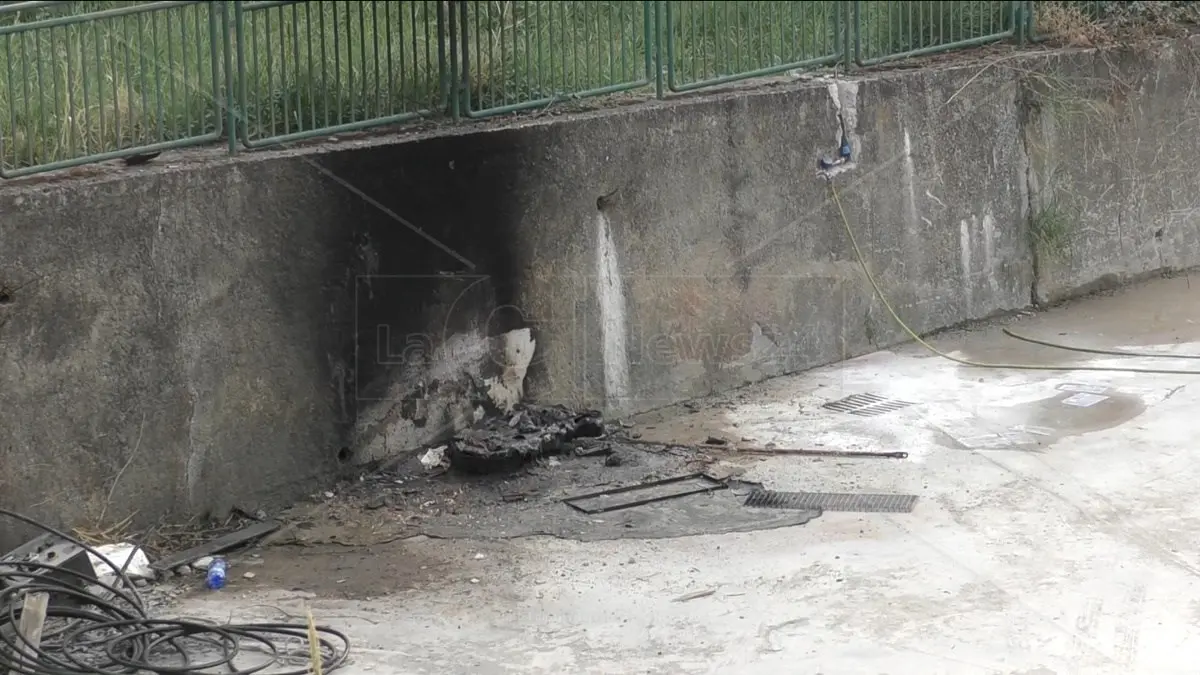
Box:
[822,393,915,417]
[744,489,918,513]
[0,534,95,608]
[564,474,726,514]
[740,448,909,459]
[150,520,281,572]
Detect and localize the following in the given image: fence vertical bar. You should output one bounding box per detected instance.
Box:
[652,0,662,99]
[225,2,238,155]
[662,0,672,94]
[1026,0,1037,43]
[436,0,448,111]
[448,0,459,119]
[843,1,854,70]
[654,1,663,99]
[457,0,469,118]
[1014,0,1026,44]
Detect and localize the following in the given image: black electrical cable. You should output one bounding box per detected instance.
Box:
[1002,327,1200,360]
[0,508,350,675]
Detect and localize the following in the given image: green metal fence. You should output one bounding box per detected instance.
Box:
[234,0,446,148]
[0,1,1116,177]
[0,0,224,178]
[663,1,845,93]
[853,1,1020,66]
[455,1,654,118]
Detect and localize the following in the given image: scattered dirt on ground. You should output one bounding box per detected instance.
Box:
[242,539,460,599]
[261,405,728,546]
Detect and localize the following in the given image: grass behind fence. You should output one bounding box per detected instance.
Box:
[0,1,1131,172]
[664,1,842,91]
[0,1,223,172]
[855,1,1017,65]
[460,1,652,116]
[236,1,444,145]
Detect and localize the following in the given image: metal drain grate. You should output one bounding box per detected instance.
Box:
[744,489,918,514]
[822,393,915,417]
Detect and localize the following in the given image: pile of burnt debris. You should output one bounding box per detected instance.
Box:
[420,403,921,522]
[448,404,617,474]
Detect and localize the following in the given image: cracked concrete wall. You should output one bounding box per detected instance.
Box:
[0,36,1194,537]
[1024,36,1200,303]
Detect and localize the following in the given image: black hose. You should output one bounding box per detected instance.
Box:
[0,508,350,675]
[1002,327,1200,360]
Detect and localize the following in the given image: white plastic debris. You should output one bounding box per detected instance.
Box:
[88,543,154,582]
[420,445,449,470]
[473,553,486,560]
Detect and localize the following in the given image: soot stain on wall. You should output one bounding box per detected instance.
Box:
[723,100,754,295]
[317,130,533,444]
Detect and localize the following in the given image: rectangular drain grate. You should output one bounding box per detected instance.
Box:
[822,393,915,417]
[744,489,918,514]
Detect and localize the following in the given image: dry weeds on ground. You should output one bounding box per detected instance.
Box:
[1037,1,1199,47]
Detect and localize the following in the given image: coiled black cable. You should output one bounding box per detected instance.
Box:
[0,508,350,675]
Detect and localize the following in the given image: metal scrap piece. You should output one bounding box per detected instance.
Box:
[0,534,96,608]
[744,489,918,514]
[822,393,915,417]
[150,520,281,572]
[564,474,726,514]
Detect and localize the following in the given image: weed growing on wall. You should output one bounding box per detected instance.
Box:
[1029,199,1075,263]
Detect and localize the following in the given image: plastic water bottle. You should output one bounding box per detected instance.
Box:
[205,558,228,590]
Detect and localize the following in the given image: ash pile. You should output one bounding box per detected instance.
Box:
[447,404,614,474]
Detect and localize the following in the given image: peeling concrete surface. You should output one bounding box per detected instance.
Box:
[170,276,1200,675]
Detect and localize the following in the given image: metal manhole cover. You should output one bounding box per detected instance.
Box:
[744,489,918,513]
[822,393,915,417]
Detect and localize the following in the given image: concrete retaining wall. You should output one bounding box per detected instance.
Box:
[0,36,1196,537]
[1023,38,1200,302]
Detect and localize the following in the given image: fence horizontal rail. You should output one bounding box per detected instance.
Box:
[0,1,1105,177]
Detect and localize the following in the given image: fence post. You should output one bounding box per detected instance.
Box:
[1014,0,1027,44]
[842,1,855,71]
[654,1,664,99]
[454,1,469,119]
[224,1,238,155]
[447,1,458,119]
[437,0,449,115]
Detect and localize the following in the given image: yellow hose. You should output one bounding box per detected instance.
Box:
[828,181,1200,376]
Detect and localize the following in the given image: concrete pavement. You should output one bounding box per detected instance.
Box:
[175,275,1200,675]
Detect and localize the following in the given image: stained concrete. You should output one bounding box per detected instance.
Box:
[172,275,1200,675]
[1025,39,1200,303]
[2,37,1199,534]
